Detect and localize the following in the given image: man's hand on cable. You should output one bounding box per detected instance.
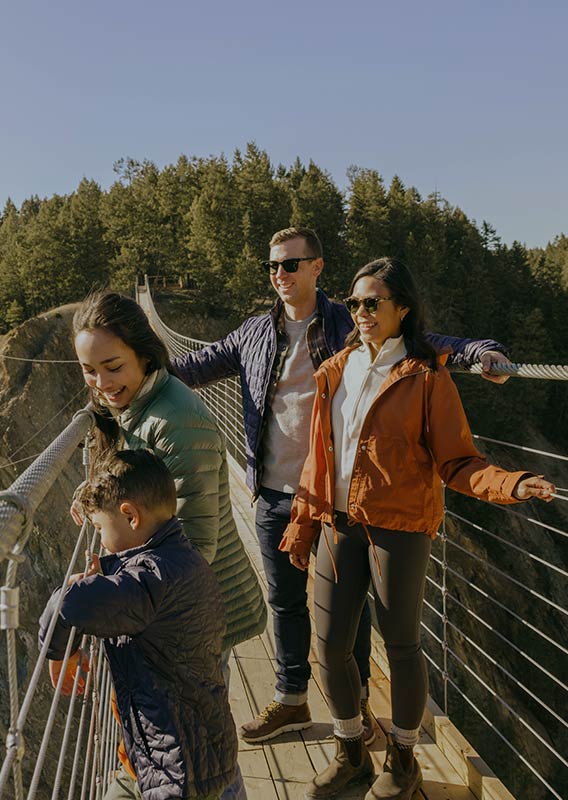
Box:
[480,350,512,384]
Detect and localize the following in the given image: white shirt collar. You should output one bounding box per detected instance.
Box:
[359,334,407,369]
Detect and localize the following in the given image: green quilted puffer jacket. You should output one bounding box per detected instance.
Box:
[115,368,266,649]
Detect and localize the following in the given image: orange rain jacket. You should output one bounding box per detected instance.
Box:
[279,347,529,560]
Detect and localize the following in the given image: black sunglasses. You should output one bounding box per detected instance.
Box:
[260,257,315,275]
[343,295,393,314]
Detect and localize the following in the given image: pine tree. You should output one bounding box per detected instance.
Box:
[287,161,347,297]
[187,156,242,315]
[102,159,180,290]
[0,199,26,331]
[345,166,390,269]
[233,143,290,255]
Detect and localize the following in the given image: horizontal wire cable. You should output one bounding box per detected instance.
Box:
[429,553,568,655]
[445,619,567,729]
[480,500,568,539]
[448,563,568,654]
[425,567,567,690]
[7,387,87,461]
[423,649,443,674]
[445,675,564,800]
[446,536,567,616]
[0,354,79,364]
[446,510,568,577]
[445,592,567,691]
[446,646,568,768]
[472,433,568,462]
[0,453,45,470]
[422,621,444,646]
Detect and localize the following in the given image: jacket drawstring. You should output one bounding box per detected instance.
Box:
[346,517,382,582]
[361,522,382,582]
[322,519,339,583]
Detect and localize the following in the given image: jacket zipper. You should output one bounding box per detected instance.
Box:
[130,696,152,760]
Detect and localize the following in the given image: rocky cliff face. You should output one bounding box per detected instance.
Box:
[0,306,88,797]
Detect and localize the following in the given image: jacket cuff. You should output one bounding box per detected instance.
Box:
[498,471,534,502]
[279,524,318,559]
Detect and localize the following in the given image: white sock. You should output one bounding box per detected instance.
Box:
[334,716,364,739]
[391,724,420,748]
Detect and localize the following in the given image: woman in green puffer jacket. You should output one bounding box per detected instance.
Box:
[72,291,266,655]
[73,292,266,636]
[72,292,265,799]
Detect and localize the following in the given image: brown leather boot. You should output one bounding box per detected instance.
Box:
[239,701,312,743]
[305,735,375,799]
[364,735,422,799]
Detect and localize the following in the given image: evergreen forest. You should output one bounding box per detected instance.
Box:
[1,142,567,449]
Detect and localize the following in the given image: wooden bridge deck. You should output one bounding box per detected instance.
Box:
[226,458,497,800]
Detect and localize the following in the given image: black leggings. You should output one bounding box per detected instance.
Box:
[314,513,432,730]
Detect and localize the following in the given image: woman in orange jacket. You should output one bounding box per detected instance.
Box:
[279,257,555,800]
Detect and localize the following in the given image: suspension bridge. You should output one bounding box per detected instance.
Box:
[0,280,566,800]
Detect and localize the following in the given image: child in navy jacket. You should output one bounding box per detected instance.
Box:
[39,450,238,800]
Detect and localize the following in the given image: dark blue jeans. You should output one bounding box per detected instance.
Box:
[255,486,371,703]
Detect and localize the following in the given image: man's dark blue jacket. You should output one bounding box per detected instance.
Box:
[38,517,238,800]
[174,290,506,497]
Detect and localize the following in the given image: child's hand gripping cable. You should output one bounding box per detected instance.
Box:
[48,554,101,696]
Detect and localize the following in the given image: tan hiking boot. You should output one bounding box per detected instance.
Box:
[365,734,422,799]
[361,697,377,746]
[239,700,312,743]
[305,736,375,799]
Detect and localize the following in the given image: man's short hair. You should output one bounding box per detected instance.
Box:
[269,227,323,259]
[76,450,177,515]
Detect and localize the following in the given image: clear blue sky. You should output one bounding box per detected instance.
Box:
[1,0,566,248]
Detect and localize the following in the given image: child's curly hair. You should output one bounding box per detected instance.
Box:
[75,450,176,516]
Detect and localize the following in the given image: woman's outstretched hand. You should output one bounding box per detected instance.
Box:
[289,553,310,571]
[513,476,556,502]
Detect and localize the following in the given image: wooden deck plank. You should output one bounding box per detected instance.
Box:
[236,653,277,718]
[264,736,317,783]
[237,747,272,780]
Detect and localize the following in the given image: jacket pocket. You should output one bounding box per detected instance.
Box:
[365,435,427,520]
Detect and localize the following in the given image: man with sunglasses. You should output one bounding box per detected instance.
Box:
[173,226,510,745]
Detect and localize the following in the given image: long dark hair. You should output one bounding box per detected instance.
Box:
[344,257,438,368]
[73,291,172,464]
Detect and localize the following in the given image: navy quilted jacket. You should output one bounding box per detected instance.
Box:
[174,290,506,496]
[39,517,238,800]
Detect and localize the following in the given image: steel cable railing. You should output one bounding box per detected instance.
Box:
[139,279,567,800]
[424,467,567,799]
[138,284,247,468]
[0,414,120,800]
[1,281,566,799]
[462,362,568,380]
